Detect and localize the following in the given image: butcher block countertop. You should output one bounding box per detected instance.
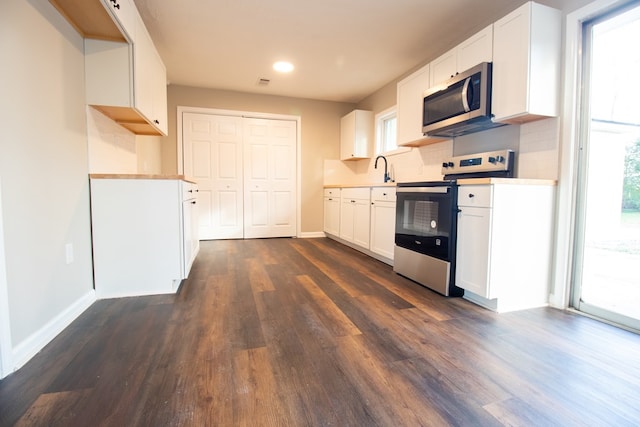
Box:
[324,179,556,188]
[324,182,397,188]
[89,174,197,184]
[456,178,557,186]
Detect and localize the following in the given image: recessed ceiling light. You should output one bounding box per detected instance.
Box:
[273,61,294,73]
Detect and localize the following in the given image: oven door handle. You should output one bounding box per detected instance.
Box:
[396,187,449,194]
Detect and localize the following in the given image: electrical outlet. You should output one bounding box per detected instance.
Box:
[65,243,74,264]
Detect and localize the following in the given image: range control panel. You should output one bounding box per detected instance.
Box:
[441,149,514,176]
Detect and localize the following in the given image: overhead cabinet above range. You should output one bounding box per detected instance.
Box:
[429,25,493,88]
[50,0,168,136]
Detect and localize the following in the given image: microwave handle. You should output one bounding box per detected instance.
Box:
[461,77,471,112]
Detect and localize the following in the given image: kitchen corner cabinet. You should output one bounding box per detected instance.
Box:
[340,187,371,248]
[323,188,341,236]
[429,25,493,88]
[90,177,199,299]
[370,187,396,260]
[455,183,555,312]
[340,110,373,160]
[491,2,561,124]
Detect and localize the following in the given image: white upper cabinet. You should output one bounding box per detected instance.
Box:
[340,110,373,160]
[397,64,429,146]
[429,25,493,88]
[101,0,136,41]
[492,2,561,124]
[50,0,168,136]
[133,13,168,134]
[396,64,449,147]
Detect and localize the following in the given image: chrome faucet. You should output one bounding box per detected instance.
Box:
[374,155,392,183]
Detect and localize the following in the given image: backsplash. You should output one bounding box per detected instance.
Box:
[324,117,559,185]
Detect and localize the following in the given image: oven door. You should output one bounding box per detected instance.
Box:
[395,185,457,262]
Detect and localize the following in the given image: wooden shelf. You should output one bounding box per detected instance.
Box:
[91,105,163,136]
[49,0,126,42]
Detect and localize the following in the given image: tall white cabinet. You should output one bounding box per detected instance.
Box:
[455,180,555,312]
[491,2,561,124]
[90,176,199,299]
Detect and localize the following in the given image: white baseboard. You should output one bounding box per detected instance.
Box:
[299,231,326,238]
[11,290,96,373]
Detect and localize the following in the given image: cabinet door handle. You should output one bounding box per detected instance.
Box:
[468,193,475,198]
[154,119,160,125]
[113,3,120,9]
[191,201,196,205]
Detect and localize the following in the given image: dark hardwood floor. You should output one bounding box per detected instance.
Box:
[1,238,640,426]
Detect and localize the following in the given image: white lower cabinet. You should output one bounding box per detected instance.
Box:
[182,181,200,277]
[323,188,341,236]
[90,177,199,299]
[455,182,555,312]
[324,186,396,265]
[370,187,396,260]
[340,187,371,248]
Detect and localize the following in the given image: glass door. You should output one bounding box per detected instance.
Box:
[572,1,640,331]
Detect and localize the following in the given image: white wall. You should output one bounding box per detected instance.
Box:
[87,107,137,174]
[0,0,95,373]
[86,106,164,175]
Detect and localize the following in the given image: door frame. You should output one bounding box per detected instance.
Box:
[0,177,14,379]
[554,0,631,310]
[177,106,302,238]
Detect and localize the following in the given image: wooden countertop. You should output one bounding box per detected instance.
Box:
[457,178,557,186]
[324,182,397,188]
[89,174,197,184]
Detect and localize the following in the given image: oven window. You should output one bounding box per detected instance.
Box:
[397,197,451,237]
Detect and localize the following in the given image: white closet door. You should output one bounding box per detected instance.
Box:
[243,118,297,238]
[183,113,243,239]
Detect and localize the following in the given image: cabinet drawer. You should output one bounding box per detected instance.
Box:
[324,188,341,198]
[458,185,492,208]
[182,181,198,201]
[341,187,370,201]
[371,187,396,202]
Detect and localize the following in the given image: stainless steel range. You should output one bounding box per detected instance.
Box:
[393,149,515,296]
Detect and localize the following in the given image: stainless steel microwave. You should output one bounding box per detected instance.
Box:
[422,62,504,138]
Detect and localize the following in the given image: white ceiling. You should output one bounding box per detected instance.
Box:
[133,0,532,103]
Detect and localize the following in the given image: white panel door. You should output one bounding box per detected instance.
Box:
[183,113,243,239]
[243,118,297,238]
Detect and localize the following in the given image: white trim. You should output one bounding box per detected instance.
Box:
[177,106,303,237]
[11,290,95,372]
[0,178,13,379]
[375,105,410,157]
[552,0,624,309]
[299,231,326,238]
